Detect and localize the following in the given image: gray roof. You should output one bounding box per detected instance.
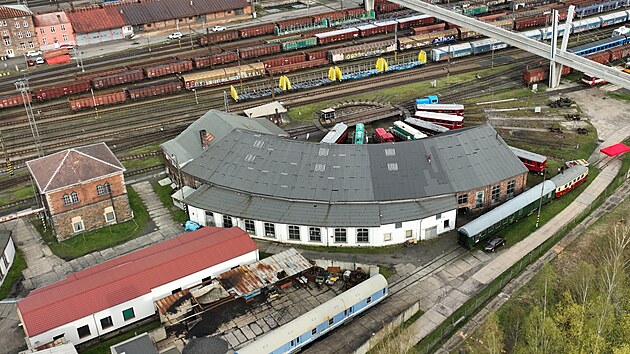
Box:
[160,110,288,167]
[549,165,588,187]
[0,230,11,253]
[509,146,547,163]
[185,184,456,227]
[458,180,556,238]
[183,124,526,203]
[110,333,158,354]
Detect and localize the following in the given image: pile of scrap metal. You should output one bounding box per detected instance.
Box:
[342,267,368,289]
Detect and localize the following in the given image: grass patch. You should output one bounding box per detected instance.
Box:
[0,250,26,300]
[151,182,188,224]
[0,184,35,205]
[296,244,402,254]
[260,251,272,259]
[606,90,630,102]
[286,65,512,123]
[379,266,396,279]
[121,156,162,171]
[78,321,160,354]
[35,187,150,260]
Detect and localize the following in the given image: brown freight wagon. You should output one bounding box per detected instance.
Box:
[34,80,91,101]
[143,60,194,78]
[75,67,127,81]
[305,49,328,61]
[238,24,276,38]
[199,30,240,46]
[128,80,182,99]
[587,51,612,65]
[127,57,177,70]
[238,43,282,59]
[478,13,508,22]
[345,7,367,17]
[608,43,630,61]
[262,53,306,69]
[276,17,313,30]
[312,10,346,23]
[375,3,402,14]
[0,92,31,109]
[411,23,446,35]
[91,69,144,89]
[267,58,329,74]
[193,52,239,68]
[69,90,127,111]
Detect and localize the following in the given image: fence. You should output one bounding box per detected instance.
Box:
[413,173,629,354]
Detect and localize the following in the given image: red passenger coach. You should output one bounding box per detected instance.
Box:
[509,146,547,174]
[551,165,589,197]
[414,111,463,129]
[374,128,395,143]
[415,103,465,116]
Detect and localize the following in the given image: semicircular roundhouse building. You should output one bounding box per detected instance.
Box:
[161,110,528,247]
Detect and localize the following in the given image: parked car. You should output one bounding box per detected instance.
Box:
[484,236,506,252]
[26,50,42,57]
[35,57,45,65]
[212,25,227,32]
[59,43,76,49]
[26,59,36,67]
[168,32,183,40]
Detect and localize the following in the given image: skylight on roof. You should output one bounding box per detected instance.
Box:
[253,140,265,148]
[385,148,396,156]
[319,148,329,156]
[387,163,399,171]
[245,154,256,162]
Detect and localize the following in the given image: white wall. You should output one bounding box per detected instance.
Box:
[188,205,457,247]
[0,237,16,286]
[25,250,259,348]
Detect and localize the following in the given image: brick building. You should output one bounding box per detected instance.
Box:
[26,143,133,241]
[33,12,76,51]
[0,5,38,59]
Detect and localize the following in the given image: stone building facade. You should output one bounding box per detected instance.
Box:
[26,143,133,241]
[0,5,38,59]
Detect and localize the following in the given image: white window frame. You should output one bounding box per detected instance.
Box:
[384,232,392,241]
[334,228,347,243]
[264,222,275,238]
[72,220,84,233]
[104,207,116,223]
[356,228,369,243]
[244,219,255,234]
[309,227,321,242]
[288,225,300,241]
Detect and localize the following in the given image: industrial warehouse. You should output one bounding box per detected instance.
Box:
[161,110,528,247]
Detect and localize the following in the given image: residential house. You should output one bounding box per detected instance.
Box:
[33,12,76,51]
[26,142,133,241]
[0,5,38,58]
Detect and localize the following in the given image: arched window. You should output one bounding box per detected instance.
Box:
[97,182,111,196]
[70,192,79,204]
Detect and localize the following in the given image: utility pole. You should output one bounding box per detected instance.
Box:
[535,169,547,228]
[90,88,99,118]
[0,130,13,176]
[15,78,43,157]
[189,25,193,50]
[223,91,229,112]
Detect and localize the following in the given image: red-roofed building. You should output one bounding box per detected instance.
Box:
[33,12,76,51]
[65,7,132,46]
[17,227,259,349]
[26,142,133,240]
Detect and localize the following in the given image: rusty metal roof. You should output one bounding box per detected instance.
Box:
[218,248,312,297]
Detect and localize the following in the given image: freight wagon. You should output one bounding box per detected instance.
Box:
[262,53,307,69]
[0,93,30,109]
[127,79,183,100]
[198,30,239,46]
[411,23,446,35]
[34,80,91,101]
[238,24,276,38]
[329,40,396,62]
[143,60,194,79]
[315,28,359,44]
[91,69,144,90]
[69,90,127,111]
[180,63,266,89]
[395,14,435,29]
[192,52,239,68]
[281,37,318,51]
[266,58,329,74]
[238,43,282,60]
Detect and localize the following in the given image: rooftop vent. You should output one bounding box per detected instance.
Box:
[387,163,398,171]
[318,148,329,156]
[314,163,326,172]
[385,148,395,156]
[253,140,264,148]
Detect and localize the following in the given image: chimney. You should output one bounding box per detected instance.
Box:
[199,130,214,150]
[190,0,193,5]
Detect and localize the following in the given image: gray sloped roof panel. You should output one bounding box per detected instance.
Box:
[379,194,457,224]
[160,110,287,167]
[458,180,555,237]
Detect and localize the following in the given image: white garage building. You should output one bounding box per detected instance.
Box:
[17,227,258,349]
[161,111,527,247]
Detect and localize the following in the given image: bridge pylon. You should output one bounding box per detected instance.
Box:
[549,6,575,88]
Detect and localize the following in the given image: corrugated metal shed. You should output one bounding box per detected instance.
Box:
[218,248,311,297]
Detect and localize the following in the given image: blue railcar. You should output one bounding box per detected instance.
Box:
[571,17,603,34]
[430,42,472,61]
[569,34,630,56]
[470,39,508,54]
[520,29,543,41]
[235,275,388,354]
[415,95,438,105]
